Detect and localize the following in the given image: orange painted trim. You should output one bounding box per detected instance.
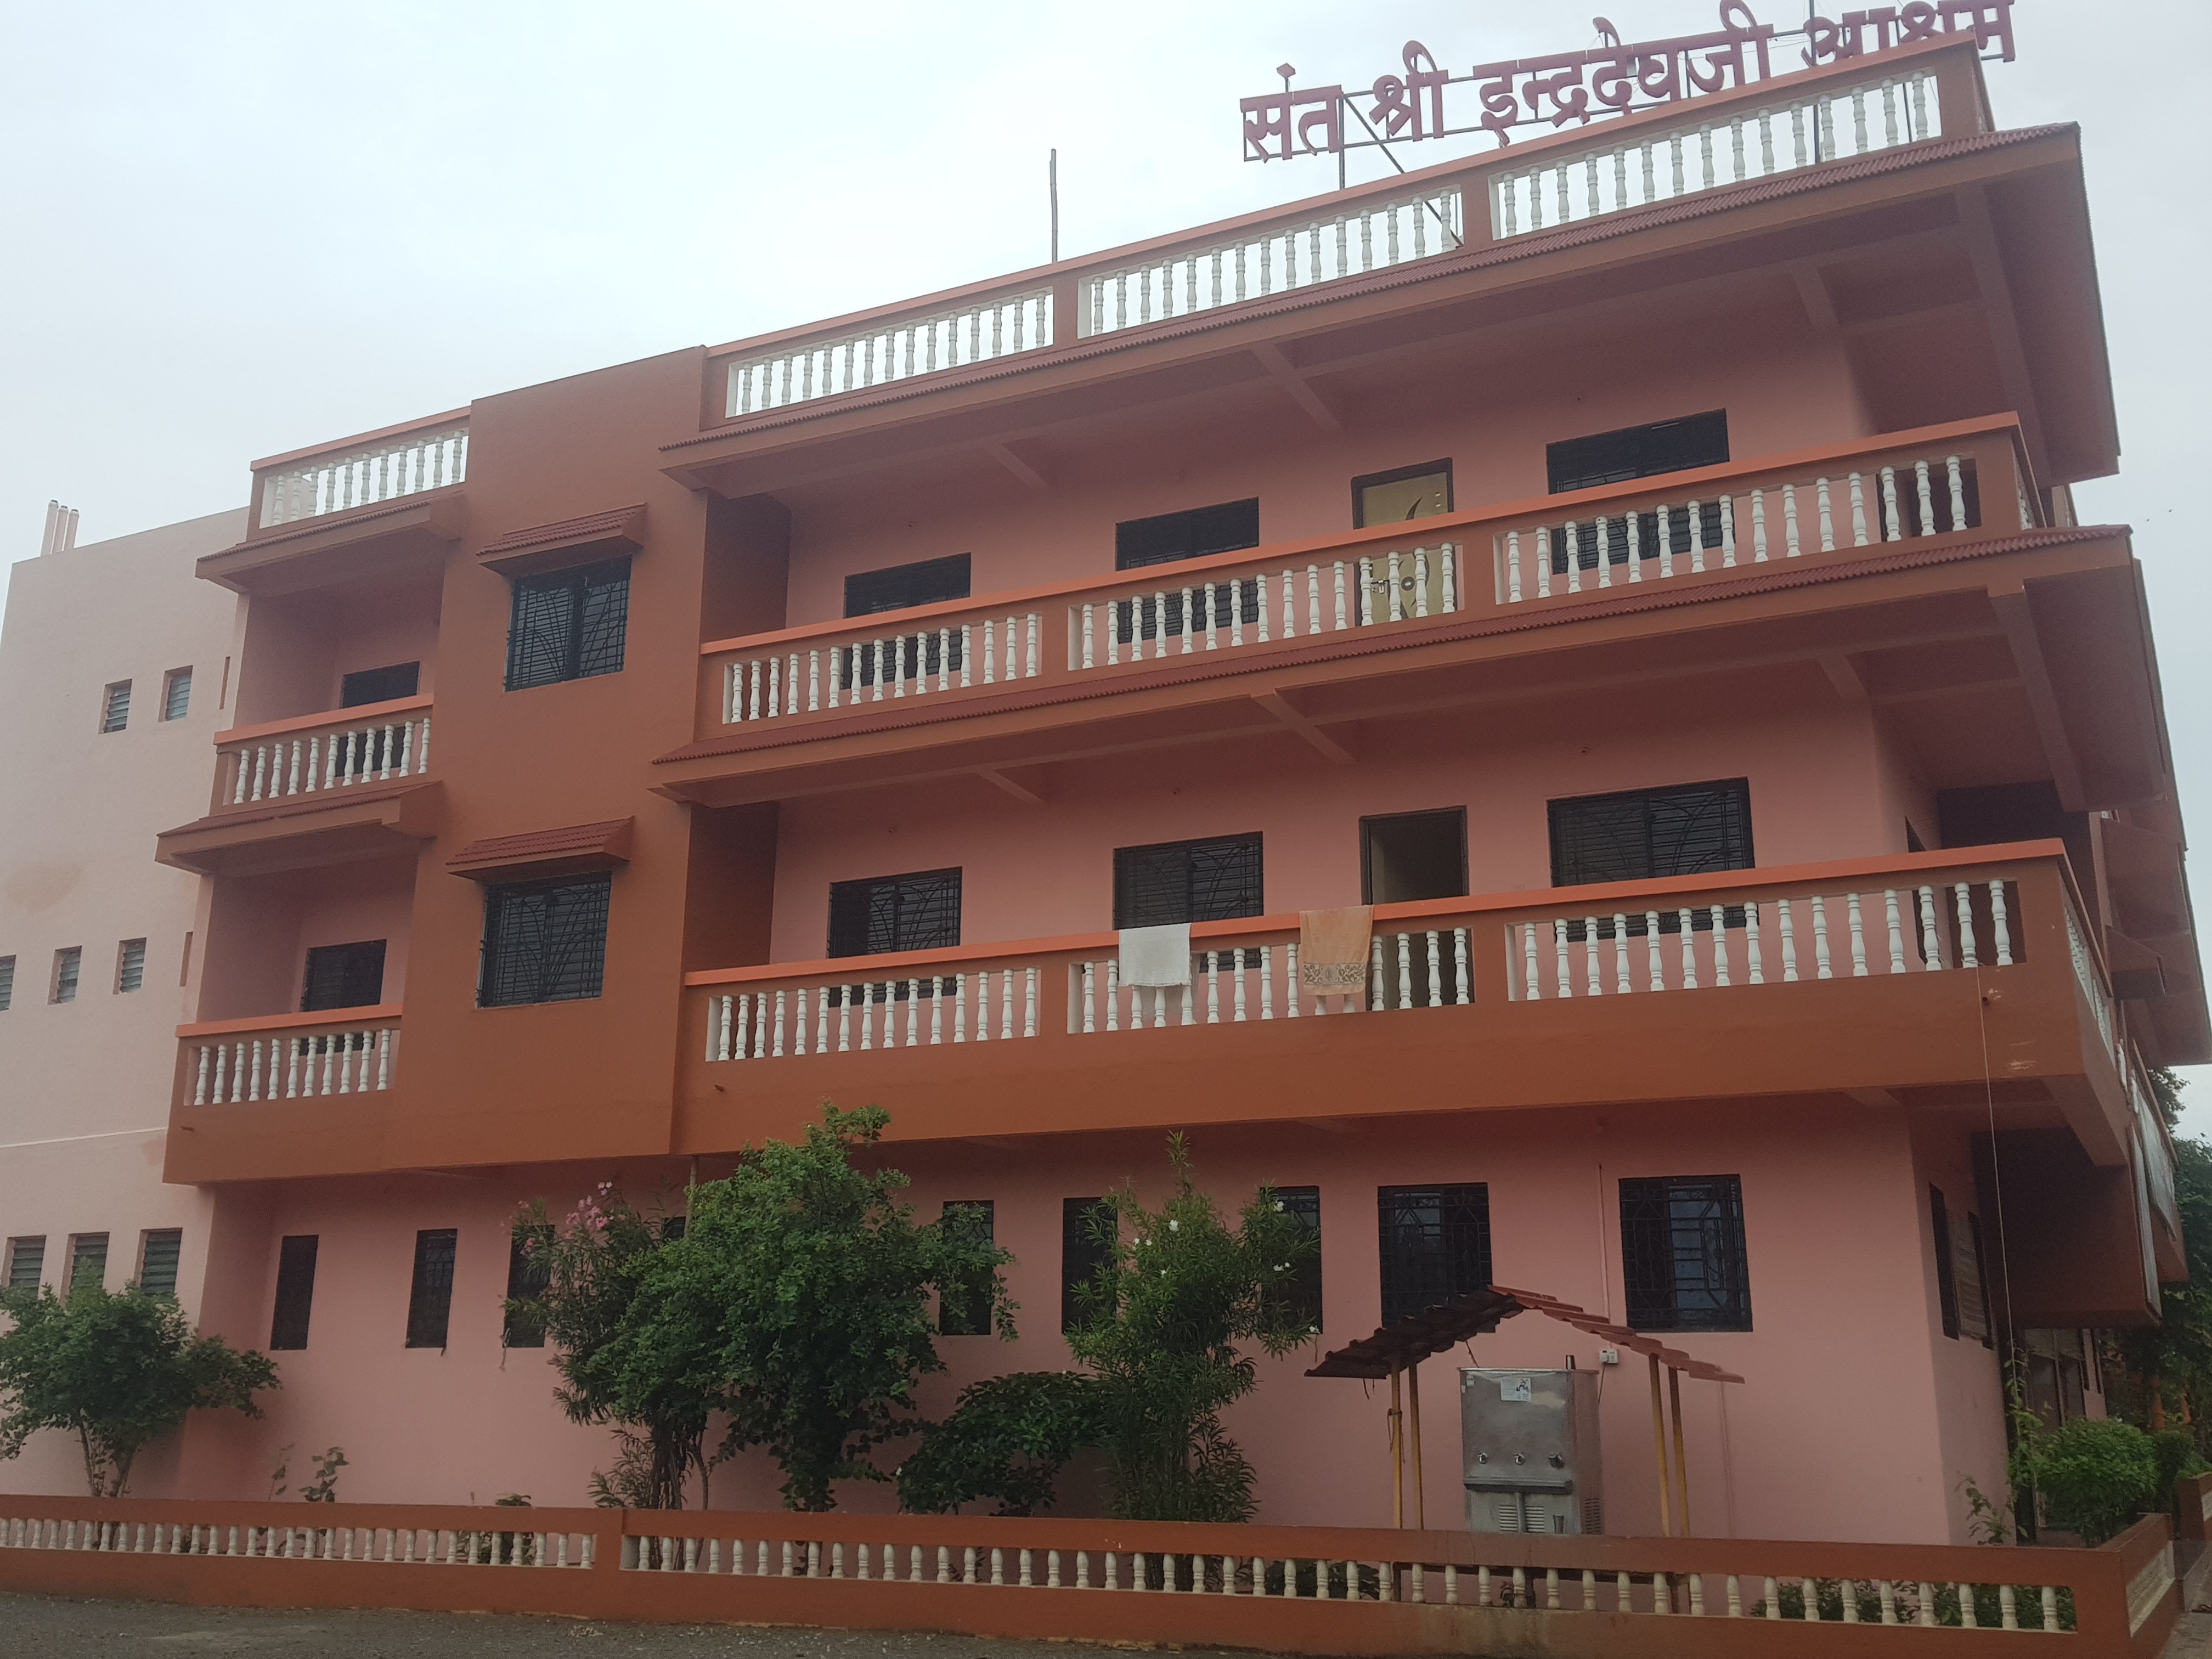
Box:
[697,415,2025,657]
[176,1004,401,1039]
[682,842,2067,987]
[251,408,470,474]
[215,695,431,747]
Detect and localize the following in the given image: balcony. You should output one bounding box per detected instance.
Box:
[155,699,440,877]
[166,1008,402,1183]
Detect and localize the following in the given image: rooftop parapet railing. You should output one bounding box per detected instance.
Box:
[253,412,469,530]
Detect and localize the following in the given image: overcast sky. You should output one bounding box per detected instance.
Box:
[4,1,2207,1122]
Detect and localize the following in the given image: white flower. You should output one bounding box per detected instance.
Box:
[1168,1220,1179,1232]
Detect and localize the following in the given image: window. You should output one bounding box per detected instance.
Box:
[301,940,387,1012]
[1361,809,1466,905]
[939,1201,995,1336]
[115,939,147,994]
[1061,1197,1116,1334]
[1619,1175,1751,1332]
[66,1233,108,1295]
[828,869,962,958]
[1931,1186,1960,1339]
[160,668,193,721]
[1377,1185,1490,1325]
[3,1237,44,1290]
[1548,779,1753,889]
[137,1229,182,1299]
[50,947,82,1005]
[504,1224,552,1348]
[504,558,630,691]
[1955,1210,1992,1346]
[1272,1186,1323,1331]
[1547,410,1729,494]
[269,1235,319,1350]
[1113,834,1263,930]
[478,874,611,1007]
[844,555,972,618]
[1115,499,1260,571]
[405,1229,458,1348]
[1352,461,1452,529]
[99,680,131,733]
[340,662,421,707]
[0,956,14,1011]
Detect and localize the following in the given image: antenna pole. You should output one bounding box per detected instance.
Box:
[1049,149,1060,264]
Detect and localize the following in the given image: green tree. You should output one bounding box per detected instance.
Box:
[1065,1134,1319,1521]
[0,1283,277,1497]
[2106,1070,2212,1436]
[508,1184,721,1510]
[896,1371,1102,1516]
[647,1103,1013,1511]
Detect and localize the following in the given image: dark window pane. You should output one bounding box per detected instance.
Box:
[301,939,387,1012]
[827,868,962,958]
[1547,411,1729,494]
[1272,1186,1323,1331]
[1548,780,1753,889]
[270,1235,319,1350]
[505,559,630,691]
[4,1237,44,1290]
[1931,1187,1960,1340]
[340,662,420,707]
[939,1201,995,1336]
[1115,500,1260,571]
[478,874,611,1007]
[1377,1184,1490,1325]
[503,1224,551,1348]
[1061,1197,1116,1334]
[844,555,972,618]
[1113,834,1263,929]
[137,1229,183,1299]
[1619,1175,1751,1332]
[405,1229,458,1348]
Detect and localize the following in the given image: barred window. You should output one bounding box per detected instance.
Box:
[340,661,420,707]
[137,1229,182,1299]
[938,1201,995,1336]
[1547,410,1729,494]
[1113,834,1263,930]
[1061,1197,1116,1334]
[1620,1175,1751,1332]
[1548,779,1752,889]
[405,1229,458,1348]
[504,559,630,691]
[1377,1184,1489,1326]
[270,1235,318,1350]
[478,875,611,1007]
[302,939,387,1012]
[844,554,970,617]
[828,868,961,958]
[503,1224,552,1348]
[1115,499,1260,571]
[1272,1186,1323,1331]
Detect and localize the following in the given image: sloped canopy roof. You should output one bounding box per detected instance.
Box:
[1305,1284,1744,1385]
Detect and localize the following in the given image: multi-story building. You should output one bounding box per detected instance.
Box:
[24,32,2193,1540]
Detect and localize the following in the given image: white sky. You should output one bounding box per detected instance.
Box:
[3,1,2207,1124]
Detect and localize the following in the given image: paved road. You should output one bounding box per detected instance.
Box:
[0,1592,1253,1658]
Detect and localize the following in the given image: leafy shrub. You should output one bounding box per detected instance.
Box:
[898,1372,1102,1516]
[2035,1417,2160,1545]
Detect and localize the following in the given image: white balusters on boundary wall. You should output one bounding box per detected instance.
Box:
[221,712,431,803]
[257,424,468,528]
[725,291,1056,418]
[190,1022,399,1104]
[1497,453,1981,603]
[724,614,1041,724]
[707,969,1041,1060]
[0,1514,594,1568]
[1508,881,2018,1001]
[1084,189,1462,337]
[1490,70,1940,240]
[1073,931,1472,1031]
[1073,545,1459,670]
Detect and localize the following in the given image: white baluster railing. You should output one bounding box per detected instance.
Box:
[219,709,433,803]
[705,967,1041,1062]
[257,422,468,528]
[725,291,1056,419]
[1072,929,1471,1032]
[1490,70,1941,240]
[722,615,1041,724]
[188,1019,400,1105]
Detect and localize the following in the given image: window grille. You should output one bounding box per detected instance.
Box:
[1377,1184,1489,1325]
[504,1224,552,1348]
[504,559,630,691]
[137,1229,182,1299]
[938,1201,995,1336]
[1113,834,1263,930]
[161,668,193,721]
[50,947,81,1005]
[1547,410,1729,494]
[1619,1175,1751,1332]
[99,680,131,733]
[844,554,971,618]
[1548,779,1752,889]
[0,956,15,1012]
[827,868,962,959]
[1271,1186,1323,1331]
[67,1233,108,1294]
[405,1229,458,1348]
[340,661,420,707]
[3,1237,44,1290]
[269,1235,319,1350]
[116,939,146,994]
[1115,499,1260,571]
[1061,1197,1116,1334]
[1352,461,1453,528]
[301,939,387,1012]
[478,874,611,1007]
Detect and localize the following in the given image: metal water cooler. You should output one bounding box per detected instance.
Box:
[1460,1367,1604,1535]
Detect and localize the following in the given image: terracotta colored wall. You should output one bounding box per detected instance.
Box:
[196,854,417,1021]
[230,572,442,729]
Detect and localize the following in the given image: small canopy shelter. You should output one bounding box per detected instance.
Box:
[1305,1285,1743,1534]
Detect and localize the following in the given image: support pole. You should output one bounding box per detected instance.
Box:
[1668,1365,1692,1538]
[1389,1364,1404,1529]
[1407,1358,1425,1530]
[1647,1353,1674,1537]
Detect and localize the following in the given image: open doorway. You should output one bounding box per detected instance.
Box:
[1361,809,1467,905]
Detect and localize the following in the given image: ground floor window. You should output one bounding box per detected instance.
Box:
[1620,1175,1751,1331]
[405,1229,458,1349]
[1378,1184,1489,1325]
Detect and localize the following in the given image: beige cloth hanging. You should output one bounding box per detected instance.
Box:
[1299,905,1373,991]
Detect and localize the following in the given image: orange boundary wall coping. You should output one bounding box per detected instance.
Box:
[214,695,432,748]
[177,1004,402,1040]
